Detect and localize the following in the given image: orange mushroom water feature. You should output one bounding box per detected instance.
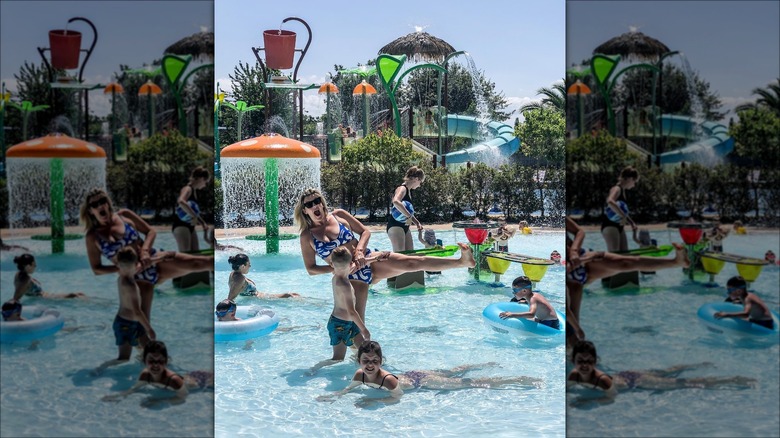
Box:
[6,133,106,253]
[220,133,320,253]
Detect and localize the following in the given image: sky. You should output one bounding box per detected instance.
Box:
[567,0,780,122]
[215,0,566,121]
[0,0,213,118]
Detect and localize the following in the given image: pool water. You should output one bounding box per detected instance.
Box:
[567,229,780,437]
[0,233,214,438]
[214,229,566,437]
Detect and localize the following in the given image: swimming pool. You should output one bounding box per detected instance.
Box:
[0,233,214,438]
[214,229,566,437]
[567,229,779,437]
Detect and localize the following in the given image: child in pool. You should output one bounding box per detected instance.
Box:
[2,299,24,321]
[309,247,390,374]
[495,223,516,252]
[732,220,746,234]
[715,276,774,329]
[94,247,159,374]
[227,253,300,301]
[705,221,729,253]
[102,340,213,405]
[550,250,562,264]
[417,228,442,275]
[12,254,86,301]
[765,250,776,265]
[499,276,560,329]
[317,340,541,405]
[567,340,756,399]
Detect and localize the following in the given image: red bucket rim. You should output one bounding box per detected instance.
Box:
[263,29,296,37]
[49,29,82,36]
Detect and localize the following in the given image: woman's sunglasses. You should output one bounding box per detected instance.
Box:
[303,197,322,209]
[88,197,109,209]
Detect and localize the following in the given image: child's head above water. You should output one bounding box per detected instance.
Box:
[143,340,169,363]
[13,253,35,271]
[423,229,437,246]
[356,340,384,365]
[725,276,748,297]
[115,246,138,268]
[330,247,352,269]
[571,339,598,365]
[215,299,237,319]
[1,300,23,321]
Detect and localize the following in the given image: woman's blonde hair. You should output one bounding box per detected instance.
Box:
[293,188,330,233]
[80,188,113,231]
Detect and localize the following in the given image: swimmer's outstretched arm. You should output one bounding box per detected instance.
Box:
[316,378,362,402]
[102,380,149,402]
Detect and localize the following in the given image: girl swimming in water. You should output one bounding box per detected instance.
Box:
[317,340,541,405]
[12,253,86,301]
[226,253,300,301]
[101,340,213,405]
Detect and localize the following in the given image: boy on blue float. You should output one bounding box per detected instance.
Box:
[2,300,24,321]
[715,276,774,329]
[500,276,560,329]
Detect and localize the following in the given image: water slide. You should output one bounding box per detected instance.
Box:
[656,115,734,166]
[440,115,520,165]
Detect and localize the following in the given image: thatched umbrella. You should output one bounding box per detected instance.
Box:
[593,29,670,61]
[378,31,455,63]
[164,31,214,59]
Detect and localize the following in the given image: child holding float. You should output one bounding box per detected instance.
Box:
[499,276,561,330]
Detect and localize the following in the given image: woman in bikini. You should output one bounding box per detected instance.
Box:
[226,253,300,301]
[102,340,213,404]
[295,188,475,325]
[601,166,638,252]
[317,341,540,405]
[12,253,86,300]
[568,340,755,399]
[172,166,210,253]
[82,189,213,331]
[387,166,425,252]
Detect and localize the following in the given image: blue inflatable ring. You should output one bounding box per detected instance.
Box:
[390,200,414,222]
[697,302,779,337]
[176,200,200,222]
[482,302,566,336]
[605,200,629,223]
[0,305,65,344]
[214,306,279,342]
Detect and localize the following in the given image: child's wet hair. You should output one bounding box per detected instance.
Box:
[142,340,169,361]
[116,246,138,265]
[571,340,598,363]
[512,276,532,289]
[2,299,22,314]
[330,247,352,267]
[357,340,383,363]
[216,299,236,313]
[726,276,747,291]
[228,253,250,271]
[13,253,35,271]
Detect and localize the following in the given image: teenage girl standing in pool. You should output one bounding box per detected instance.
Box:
[387,166,425,252]
[602,166,638,252]
[295,188,475,327]
[12,254,86,300]
[172,167,210,253]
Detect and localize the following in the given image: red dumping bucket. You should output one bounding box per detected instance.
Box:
[678,227,703,245]
[464,228,488,245]
[263,30,296,69]
[49,30,82,69]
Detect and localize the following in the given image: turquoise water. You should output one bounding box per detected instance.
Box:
[567,229,780,437]
[214,229,566,437]
[0,234,214,438]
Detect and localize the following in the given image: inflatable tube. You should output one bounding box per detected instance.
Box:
[214,306,279,342]
[175,200,200,222]
[697,303,779,338]
[605,201,629,223]
[390,200,414,223]
[0,306,65,343]
[482,302,565,337]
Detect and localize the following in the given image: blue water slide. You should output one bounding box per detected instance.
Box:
[657,115,734,166]
[442,115,520,164]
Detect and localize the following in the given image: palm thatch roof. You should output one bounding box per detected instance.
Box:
[593,30,670,61]
[164,31,214,60]
[378,31,455,63]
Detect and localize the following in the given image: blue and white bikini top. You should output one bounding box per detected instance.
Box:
[97,221,141,259]
[311,221,355,260]
[243,278,258,295]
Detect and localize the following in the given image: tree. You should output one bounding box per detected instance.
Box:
[519,82,566,115]
[735,78,780,117]
[566,131,632,215]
